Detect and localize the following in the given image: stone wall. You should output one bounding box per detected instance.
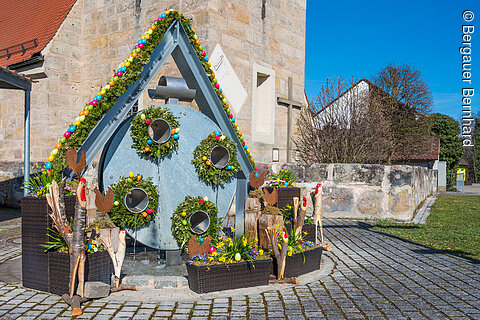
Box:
[0,162,43,207]
[281,163,438,221]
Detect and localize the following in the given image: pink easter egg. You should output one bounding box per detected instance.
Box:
[91,100,98,106]
[64,131,71,138]
[147,208,153,214]
[199,198,204,204]
[229,113,233,118]
[117,71,123,76]
[208,246,215,254]
[215,135,219,140]
[201,51,206,57]
[139,43,144,49]
[215,83,220,89]
[135,45,139,49]
[146,119,151,125]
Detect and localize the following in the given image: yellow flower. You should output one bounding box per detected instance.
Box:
[277,243,282,250]
[230,227,236,232]
[259,249,264,256]
[217,242,225,248]
[219,256,226,263]
[218,236,223,240]
[208,256,214,262]
[212,251,218,257]
[254,237,258,243]
[288,251,293,256]
[304,231,308,235]
[242,238,248,247]
[229,243,233,247]
[292,183,296,187]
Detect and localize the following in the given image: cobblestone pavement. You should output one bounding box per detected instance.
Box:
[0,217,479,319]
[0,215,21,265]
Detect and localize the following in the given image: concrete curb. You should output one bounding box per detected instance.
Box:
[100,253,335,303]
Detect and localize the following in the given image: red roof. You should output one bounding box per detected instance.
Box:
[394,135,440,161]
[0,0,77,67]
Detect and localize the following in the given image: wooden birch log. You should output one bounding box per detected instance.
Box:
[259,214,283,249]
[98,228,127,288]
[310,184,331,251]
[245,198,261,241]
[294,194,308,236]
[266,226,289,279]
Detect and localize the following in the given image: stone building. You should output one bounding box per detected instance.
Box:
[0,0,307,205]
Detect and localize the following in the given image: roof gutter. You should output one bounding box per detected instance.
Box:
[7,55,44,70]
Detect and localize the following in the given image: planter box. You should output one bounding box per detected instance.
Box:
[21,196,112,294]
[263,187,300,209]
[48,251,112,295]
[285,223,318,243]
[273,246,322,278]
[21,195,76,292]
[186,258,272,293]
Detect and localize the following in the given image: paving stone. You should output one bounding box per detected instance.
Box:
[0,219,478,319]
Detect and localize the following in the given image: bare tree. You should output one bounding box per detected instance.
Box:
[294,77,388,163]
[371,64,433,163]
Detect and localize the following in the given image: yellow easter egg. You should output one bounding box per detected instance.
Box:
[129,171,134,178]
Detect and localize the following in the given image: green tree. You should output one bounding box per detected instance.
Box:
[474,117,480,180]
[431,114,464,185]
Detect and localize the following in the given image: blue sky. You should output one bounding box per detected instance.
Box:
[305,0,479,121]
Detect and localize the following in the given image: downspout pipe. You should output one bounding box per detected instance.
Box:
[24,89,31,196]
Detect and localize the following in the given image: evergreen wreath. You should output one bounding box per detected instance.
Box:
[171,195,221,251]
[109,173,159,229]
[130,106,180,158]
[192,131,240,185]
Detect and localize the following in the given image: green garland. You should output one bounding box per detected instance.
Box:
[192,132,240,185]
[109,173,159,229]
[49,10,255,175]
[130,106,180,158]
[171,195,220,251]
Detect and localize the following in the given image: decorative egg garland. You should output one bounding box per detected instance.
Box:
[171,195,221,251]
[192,131,240,185]
[45,9,256,176]
[130,106,180,158]
[109,172,159,229]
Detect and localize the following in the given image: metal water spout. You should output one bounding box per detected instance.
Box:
[148,76,196,105]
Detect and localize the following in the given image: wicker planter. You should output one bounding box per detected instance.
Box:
[21,195,76,292]
[263,187,300,209]
[273,246,322,278]
[186,258,272,293]
[48,251,112,295]
[285,223,318,243]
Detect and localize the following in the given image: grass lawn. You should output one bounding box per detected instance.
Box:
[374,195,480,262]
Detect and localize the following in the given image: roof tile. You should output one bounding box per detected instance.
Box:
[0,0,77,67]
